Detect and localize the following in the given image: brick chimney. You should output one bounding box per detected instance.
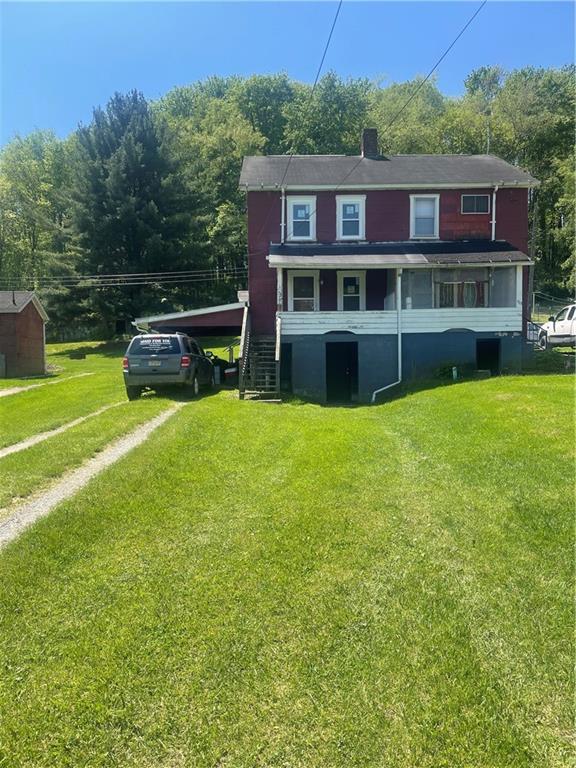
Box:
[361,128,378,158]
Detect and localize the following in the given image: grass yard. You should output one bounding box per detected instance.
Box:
[0,343,573,767]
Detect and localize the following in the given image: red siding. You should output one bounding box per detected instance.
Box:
[247,187,530,332]
[495,187,529,253]
[247,191,281,333]
[440,189,491,241]
[0,303,45,377]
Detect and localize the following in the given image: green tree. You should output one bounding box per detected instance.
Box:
[0,130,74,285]
[72,90,194,326]
[464,66,504,153]
[283,73,373,154]
[231,74,295,154]
[369,77,446,154]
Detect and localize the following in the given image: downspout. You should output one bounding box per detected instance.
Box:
[280,187,286,244]
[371,269,402,403]
[491,184,499,241]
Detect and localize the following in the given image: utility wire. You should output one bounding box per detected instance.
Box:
[2,271,248,291]
[280,0,488,243]
[6,266,247,283]
[253,0,343,245]
[4,267,247,287]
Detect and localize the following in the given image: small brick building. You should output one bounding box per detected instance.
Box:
[0,292,48,378]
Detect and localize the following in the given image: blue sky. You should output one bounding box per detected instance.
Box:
[0,1,573,144]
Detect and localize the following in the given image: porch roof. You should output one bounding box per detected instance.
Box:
[267,240,531,269]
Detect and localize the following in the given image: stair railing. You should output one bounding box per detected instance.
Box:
[275,314,282,394]
[238,306,251,399]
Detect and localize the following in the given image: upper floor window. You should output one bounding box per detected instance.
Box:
[287,196,316,241]
[461,194,490,214]
[410,195,439,239]
[336,195,366,240]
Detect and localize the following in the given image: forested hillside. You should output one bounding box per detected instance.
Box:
[0,68,573,337]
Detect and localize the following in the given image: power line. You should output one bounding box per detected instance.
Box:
[253,0,343,245]
[5,266,247,283]
[281,0,488,242]
[383,0,488,133]
[1,271,248,291]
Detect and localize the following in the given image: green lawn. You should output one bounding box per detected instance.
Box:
[0,346,572,767]
[0,398,170,513]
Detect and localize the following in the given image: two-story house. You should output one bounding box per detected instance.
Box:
[239,129,538,403]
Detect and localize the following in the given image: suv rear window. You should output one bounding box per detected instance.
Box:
[129,336,181,355]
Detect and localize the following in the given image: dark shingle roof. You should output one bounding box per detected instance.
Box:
[240,154,537,189]
[0,291,48,320]
[268,240,531,267]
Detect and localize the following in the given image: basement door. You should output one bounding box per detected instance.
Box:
[476,339,501,375]
[326,342,358,403]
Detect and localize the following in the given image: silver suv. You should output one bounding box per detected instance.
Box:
[123,333,214,400]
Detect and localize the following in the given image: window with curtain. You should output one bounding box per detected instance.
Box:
[433,269,489,308]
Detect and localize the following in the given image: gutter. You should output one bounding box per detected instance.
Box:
[280,187,286,244]
[491,183,500,241]
[371,269,402,404]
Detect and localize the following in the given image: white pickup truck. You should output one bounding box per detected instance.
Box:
[539,303,576,349]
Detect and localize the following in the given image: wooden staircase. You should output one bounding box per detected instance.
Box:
[239,309,281,401]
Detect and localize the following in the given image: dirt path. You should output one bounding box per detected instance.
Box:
[0,402,185,548]
[0,401,125,459]
[0,372,95,398]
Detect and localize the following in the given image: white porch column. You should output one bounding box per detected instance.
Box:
[276,267,283,312]
[516,265,523,310]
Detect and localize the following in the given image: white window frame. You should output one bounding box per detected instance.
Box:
[461,194,490,214]
[287,196,316,242]
[336,195,366,241]
[287,270,320,312]
[337,271,366,311]
[410,194,440,239]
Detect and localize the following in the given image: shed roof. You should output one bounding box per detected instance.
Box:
[0,291,48,321]
[240,154,538,190]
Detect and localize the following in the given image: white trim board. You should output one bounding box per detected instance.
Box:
[279,307,522,335]
[243,182,537,191]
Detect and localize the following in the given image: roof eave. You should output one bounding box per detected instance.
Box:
[241,181,537,192]
[267,254,532,269]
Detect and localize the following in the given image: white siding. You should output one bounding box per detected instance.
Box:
[279,308,522,335]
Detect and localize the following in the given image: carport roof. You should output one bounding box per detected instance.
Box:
[134,302,245,327]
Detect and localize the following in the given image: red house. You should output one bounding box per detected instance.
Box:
[0,291,48,378]
[238,129,538,403]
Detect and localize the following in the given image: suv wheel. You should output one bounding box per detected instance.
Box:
[126,386,141,401]
[190,375,200,397]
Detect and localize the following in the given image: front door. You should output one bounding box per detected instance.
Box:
[326,342,358,403]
